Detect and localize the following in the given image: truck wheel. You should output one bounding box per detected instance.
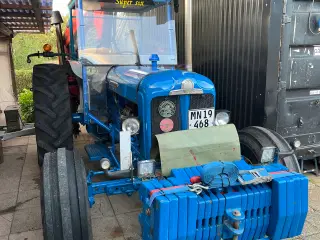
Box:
[32,64,73,166]
[41,148,92,240]
[238,126,301,173]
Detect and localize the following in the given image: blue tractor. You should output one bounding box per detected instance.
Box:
[27,0,307,239]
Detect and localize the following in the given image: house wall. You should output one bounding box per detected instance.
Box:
[0,38,16,127]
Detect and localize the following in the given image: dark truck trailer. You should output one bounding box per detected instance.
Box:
[175,0,320,164]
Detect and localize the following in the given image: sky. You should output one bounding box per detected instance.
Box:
[52,0,69,16]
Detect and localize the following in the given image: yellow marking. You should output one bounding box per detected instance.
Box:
[115,0,144,8]
[135,1,145,6]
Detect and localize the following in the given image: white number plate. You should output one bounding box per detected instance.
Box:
[188,108,215,129]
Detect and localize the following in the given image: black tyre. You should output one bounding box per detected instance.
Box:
[32,64,73,166]
[41,148,92,240]
[239,126,301,173]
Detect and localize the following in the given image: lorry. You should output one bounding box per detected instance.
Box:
[25,0,308,239]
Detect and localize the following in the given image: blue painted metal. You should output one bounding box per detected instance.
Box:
[72,113,83,122]
[137,70,215,159]
[87,113,111,132]
[139,161,308,240]
[149,54,159,71]
[85,143,109,161]
[87,170,141,207]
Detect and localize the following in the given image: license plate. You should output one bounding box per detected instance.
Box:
[188,108,215,129]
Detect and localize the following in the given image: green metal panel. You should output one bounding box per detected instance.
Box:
[156,124,241,176]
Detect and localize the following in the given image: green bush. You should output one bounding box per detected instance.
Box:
[15,69,33,94]
[18,89,34,123]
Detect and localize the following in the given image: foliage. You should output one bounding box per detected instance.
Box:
[12,15,69,70]
[15,69,33,94]
[12,29,58,70]
[13,15,70,123]
[18,89,34,123]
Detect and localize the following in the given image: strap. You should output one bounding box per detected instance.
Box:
[201,161,239,188]
[148,185,190,207]
[238,168,272,185]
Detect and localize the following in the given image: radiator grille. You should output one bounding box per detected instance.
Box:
[190,94,214,109]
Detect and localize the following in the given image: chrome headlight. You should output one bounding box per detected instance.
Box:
[122,118,140,135]
[215,111,230,126]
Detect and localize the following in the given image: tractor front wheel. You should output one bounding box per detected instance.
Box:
[41,148,92,240]
[238,126,301,173]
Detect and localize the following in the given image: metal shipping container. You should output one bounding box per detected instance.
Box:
[175,0,320,161]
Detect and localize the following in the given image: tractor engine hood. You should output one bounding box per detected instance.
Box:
[106,66,215,103]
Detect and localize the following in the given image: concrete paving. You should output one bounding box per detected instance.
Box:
[0,133,320,240]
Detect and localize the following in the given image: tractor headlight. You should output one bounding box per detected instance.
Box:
[261,147,276,163]
[122,118,140,135]
[215,111,230,126]
[293,139,301,149]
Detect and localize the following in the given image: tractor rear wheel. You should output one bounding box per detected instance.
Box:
[41,148,92,240]
[32,64,73,166]
[238,126,301,173]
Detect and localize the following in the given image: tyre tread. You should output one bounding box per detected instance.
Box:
[33,64,73,166]
[41,149,92,240]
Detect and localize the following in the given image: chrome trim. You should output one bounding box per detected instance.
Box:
[169,88,203,96]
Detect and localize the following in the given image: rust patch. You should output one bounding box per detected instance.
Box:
[189,150,199,166]
[111,226,124,237]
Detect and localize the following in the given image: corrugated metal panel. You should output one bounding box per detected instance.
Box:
[175,1,185,67]
[176,0,275,130]
[175,0,320,159]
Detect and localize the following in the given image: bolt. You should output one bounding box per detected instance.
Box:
[233,210,241,217]
[232,210,241,240]
[145,208,151,216]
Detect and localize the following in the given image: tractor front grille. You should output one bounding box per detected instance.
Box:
[151,96,181,143]
[189,94,214,110]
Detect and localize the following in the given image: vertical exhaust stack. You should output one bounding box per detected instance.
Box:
[51,11,66,65]
[185,0,193,72]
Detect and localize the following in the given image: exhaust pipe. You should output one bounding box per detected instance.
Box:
[51,11,66,65]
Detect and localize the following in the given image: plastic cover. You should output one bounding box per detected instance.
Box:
[86,66,110,118]
[76,2,177,65]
